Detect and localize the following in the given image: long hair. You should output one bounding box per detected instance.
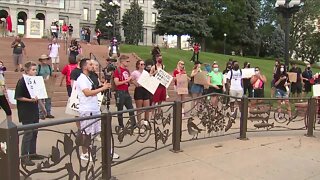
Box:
[176,60,184,70]
[136,60,143,70]
[275,63,287,78]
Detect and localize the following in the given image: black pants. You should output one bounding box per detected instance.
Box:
[0,95,12,116]
[97,36,101,45]
[191,52,199,62]
[115,90,136,127]
[21,119,39,156]
[67,85,72,97]
[243,80,253,97]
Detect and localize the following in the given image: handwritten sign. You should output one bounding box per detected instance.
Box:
[23,74,48,99]
[137,70,160,94]
[313,84,320,97]
[241,68,255,78]
[176,74,188,95]
[194,71,208,86]
[65,84,103,116]
[287,72,297,83]
[155,69,173,88]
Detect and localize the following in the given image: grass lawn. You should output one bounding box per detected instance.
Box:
[120,44,310,97]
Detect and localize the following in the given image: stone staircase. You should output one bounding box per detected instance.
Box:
[0,37,177,108]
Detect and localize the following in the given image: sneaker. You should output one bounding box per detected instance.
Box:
[46,115,55,118]
[112,152,120,159]
[21,158,35,166]
[80,153,93,162]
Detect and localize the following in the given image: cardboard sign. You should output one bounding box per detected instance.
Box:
[65,83,103,116]
[23,74,48,99]
[137,70,160,95]
[194,71,208,86]
[241,68,255,78]
[44,76,57,98]
[155,69,173,88]
[313,84,320,97]
[176,74,189,95]
[7,89,16,105]
[287,72,297,83]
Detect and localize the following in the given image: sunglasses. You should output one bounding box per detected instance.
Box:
[180,63,185,65]
[140,63,145,66]
[126,61,130,63]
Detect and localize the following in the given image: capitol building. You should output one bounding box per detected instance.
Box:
[0,0,162,45]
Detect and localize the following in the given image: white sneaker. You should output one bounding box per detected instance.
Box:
[80,153,93,162]
[112,152,120,159]
[95,136,101,142]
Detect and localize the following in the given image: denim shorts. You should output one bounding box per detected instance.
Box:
[275,89,288,98]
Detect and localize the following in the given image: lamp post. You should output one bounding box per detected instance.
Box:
[224,33,227,55]
[109,0,120,38]
[275,0,302,70]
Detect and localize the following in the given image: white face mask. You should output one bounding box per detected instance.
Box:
[255,71,260,75]
[280,67,284,72]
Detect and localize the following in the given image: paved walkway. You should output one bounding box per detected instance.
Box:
[2,107,320,180]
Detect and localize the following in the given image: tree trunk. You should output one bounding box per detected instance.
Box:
[177,35,181,50]
[201,38,206,52]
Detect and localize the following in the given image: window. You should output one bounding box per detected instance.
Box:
[96,9,100,20]
[139,30,144,43]
[152,12,156,25]
[83,8,89,21]
[59,0,65,9]
[152,32,156,44]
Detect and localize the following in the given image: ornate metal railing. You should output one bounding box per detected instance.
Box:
[0,93,317,179]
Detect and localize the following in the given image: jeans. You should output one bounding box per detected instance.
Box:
[115,90,136,127]
[21,119,39,156]
[39,98,52,118]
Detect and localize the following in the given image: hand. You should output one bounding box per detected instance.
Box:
[103,82,111,90]
[31,97,38,103]
[281,76,287,80]
[126,76,132,82]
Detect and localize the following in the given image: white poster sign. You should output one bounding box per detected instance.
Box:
[7,89,16,105]
[137,70,160,94]
[241,68,255,78]
[65,83,103,116]
[23,74,48,99]
[154,69,173,88]
[313,84,320,97]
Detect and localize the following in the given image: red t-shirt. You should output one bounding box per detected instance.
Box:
[114,67,130,91]
[61,64,78,86]
[62,25,68,32]
[173,69,186,85]
[194,45,200,53]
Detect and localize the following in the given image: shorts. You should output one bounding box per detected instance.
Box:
[13,54,23,65]
[275,89,288,98]
[291,83,302,94]
[153,85,166,103]
[79,111,101,135]
[69,32,73,36]
[207,86,223,94]
[253,89,264,98]
[134,86,151,100]
[190,84,204,94]
[51,56,60,63]
[229,89,243,102]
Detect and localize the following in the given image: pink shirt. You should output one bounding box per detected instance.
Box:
[131,70,143,86]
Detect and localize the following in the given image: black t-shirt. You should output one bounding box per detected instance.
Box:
[302,70,313,82]
[89,72,100,88]
[70,68,82,81]
[68,25,73,32]
[289,67,302,83]
[69,45,79,57]
[274,73,289,92]
[12,41,25,54]
[14,78,39,124]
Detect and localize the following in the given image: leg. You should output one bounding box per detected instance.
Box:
[116,92,125,127]
[0,96,12,120]
[45,98,52,116]
[67,85,72,97]
[143,99,150,121]
[21,130,33,156]
[135,99,143,124]
[124,92,136,127]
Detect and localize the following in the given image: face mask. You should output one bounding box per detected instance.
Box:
[280,67,284,72]
[233,65,239,70]
[307,67,311,70]
[255,71,260,75]
[213,68,219,72]
[157,59,162,64]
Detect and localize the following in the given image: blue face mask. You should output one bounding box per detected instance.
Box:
[205,65,211,72]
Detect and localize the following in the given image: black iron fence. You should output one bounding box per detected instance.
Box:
[0,93,318,179]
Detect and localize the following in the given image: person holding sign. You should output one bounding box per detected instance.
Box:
[226,60,243,112]
[250,67,267,107]
[150,55,167,108]
[289,62,303,99]
[208,63,223,107]
[114,55,136,128]
[131,60,151,126]
[173,60,187,115]
[242,62,253,97]
[77,58,112,161]
[190,62,204,110]
[15,61,45,166]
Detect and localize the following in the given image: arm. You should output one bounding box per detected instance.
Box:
[82,82,110,97]
[190,69,198,77]
[60,75,65,86]
[16,97,38,103]
[114,77,131,86]
[23,48,26,56]
[149,66,157,76]
[11,42,17,48]
[261,75,267,83]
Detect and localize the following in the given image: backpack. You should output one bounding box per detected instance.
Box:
[110,68,121,92]
[37,64,52,76]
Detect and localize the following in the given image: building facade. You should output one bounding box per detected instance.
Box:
[0,0,162,46]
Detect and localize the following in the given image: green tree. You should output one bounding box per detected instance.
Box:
[121,1,144,45]
[154,0,212,50]
[270,25,285,58]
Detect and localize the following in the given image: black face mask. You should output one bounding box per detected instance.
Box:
[307,67,311,70]
[233,65,239,70]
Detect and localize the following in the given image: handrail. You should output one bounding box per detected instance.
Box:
[181,92,242,103]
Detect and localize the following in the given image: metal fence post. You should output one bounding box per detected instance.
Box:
[0,120,19,180]
[101,111,112,179]
[306,98,316,137]
[170,101,183,153]
[239,96,249,140]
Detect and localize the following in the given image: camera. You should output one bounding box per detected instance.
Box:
[102,62,117,83]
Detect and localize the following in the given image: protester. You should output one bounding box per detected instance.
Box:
[0,61,12,121]
[208,63,224,107]
[76,58,112,161]
[271,59,280,98]
[274,64,291,118]
[11,35,26,72]
[15,61,45,166]
[37,54,55,119]
[109,38,120,59]
[226,60,243,112]
[242,62,253,97]
[190,61,204,110]
[250,67,267,107]
[90,59,101,88]
[95,28,102,45]
[190,43,200,62]
[113,55,136,128]
[151,44,161,65]
[85,28,91,44]
[302,63,313,97]
[50,22,58,38]
[0,18,7,37]
[289,62,303,99]
[150,55,166,109]
[61,23,68,40]
[131,60,151,126]
[80,28,85,41]
[60,56,78,97]
[173,60,187,115]
[68,24,73,39]
[69,39,81,61]
[48,38,60,72]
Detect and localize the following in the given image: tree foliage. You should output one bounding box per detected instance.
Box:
[121,1,144,45]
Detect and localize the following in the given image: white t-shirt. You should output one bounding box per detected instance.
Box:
[76,73,99,112]
[49,43,60,58]
[227,69,243,91]
[51,25,57,33]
